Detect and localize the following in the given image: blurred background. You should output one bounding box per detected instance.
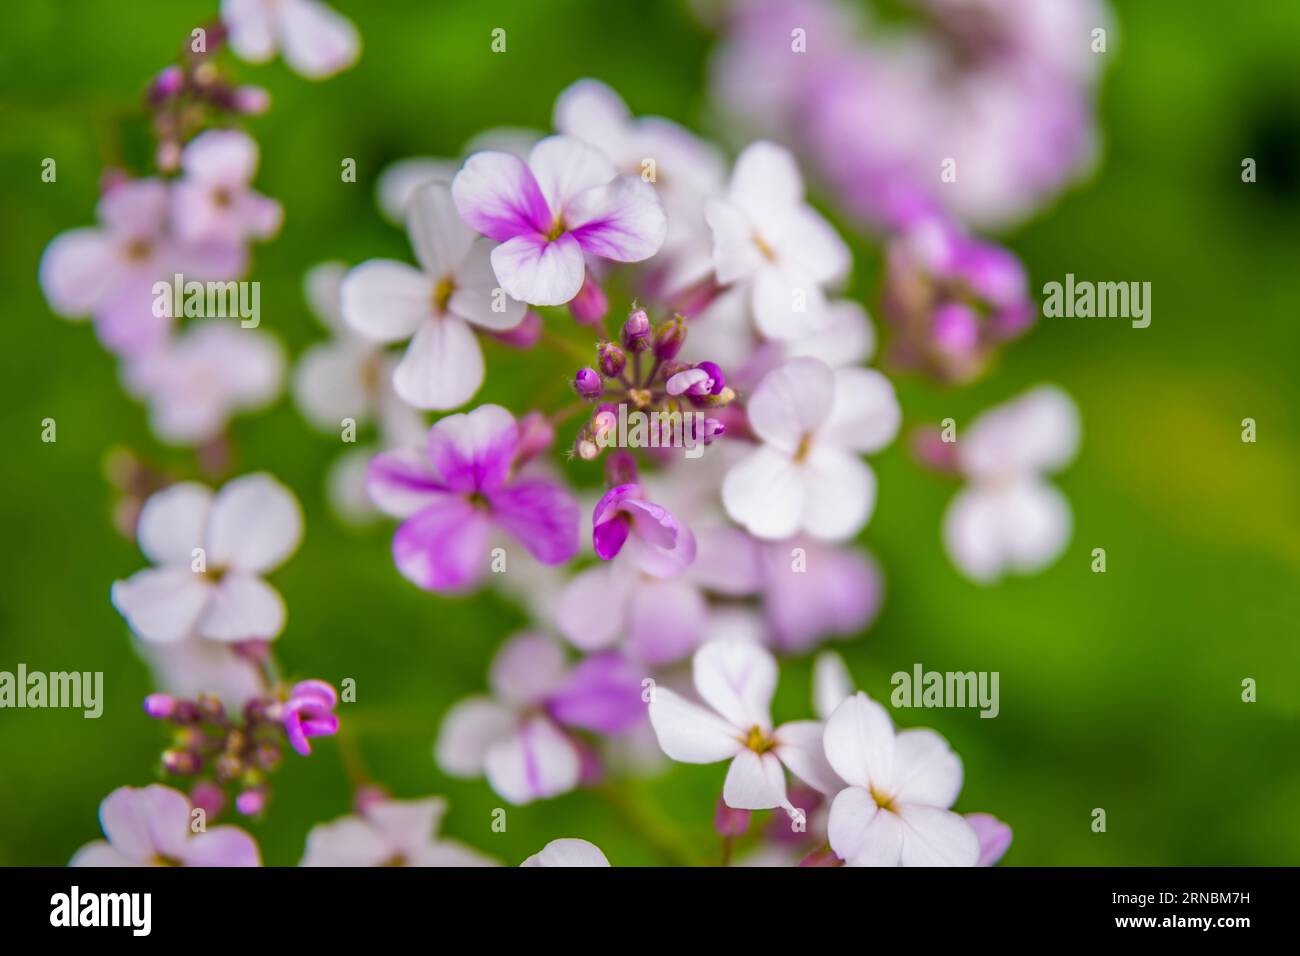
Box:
[0,0,1297,866]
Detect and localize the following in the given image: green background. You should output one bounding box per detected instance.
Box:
[1,0,1297,866]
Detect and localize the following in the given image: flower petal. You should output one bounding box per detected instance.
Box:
[489,633,569,707]
[822,367,901,453]
[340,260,434,343]
[520,837,610,867]
[205,473,303,573]
[407,181,476,277]
[365,447,446,518]
[774,720,844,795]
[392,315,485,411]
[100,785,191,863]
[626,576,706,665]
[488,478,581,566]
[967,812,1013,866]
[892,728,965,809]
[136,482,213,566]
[452,151,550,242]
[527,135,616,216]
[647,686,743,763]
[567,176,667,263]
[484,717,582,804]
[277,0,361,79]
[896,805,980,867]
[448,238,526,330]
[490,232,585,306]
[723,750,788,810]
[961,385,1081,479]
[822,692,895,790]
[552,79,632,158]
[813,651,855,721]
[182,826,261,866]
[728,141,804,225]
[426,403,518,494]
[828,787,902,866]
[38,228,117,317]
[392,498,491,592]
[705,199,763,285]
[555,562,631,651]
[111,567,211,644]
[376,157,457,226]
[800,447,874,542]
[692,638,777,732]
[721,445,804,541]
[197,572,286,642]
[435,697,515,776]
[746,356,835,452]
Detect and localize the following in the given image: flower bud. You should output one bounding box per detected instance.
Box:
[569,272,609,326]
[148,66,185,106]
[143,693,177,720]
[652,315,687,360]
[235,789,267,817]
[573,367,603,400]
[597,341,626,378]
[621,308,651,352]
[491,310,543,349]
[162,749,202,776]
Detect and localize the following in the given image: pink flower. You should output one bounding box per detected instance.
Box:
[367,405,579,592]
[70,784,260,866]
[38,178,242,357]
[123,321,284,446]
[221,0,360,80]
[520,838,610,867]
[647,639,843,810]
[277,679,340,756]
[301,797,496,866]
[111,474,303,644]
[761,538,884,652]
[966,812,1013,866]
[823,692,978,866]
[722,356,900,541]
[591,484,696,572]
[171,130,282,248]
[452,135,667,306]
[435,634,642,805]
[341,183,527,410]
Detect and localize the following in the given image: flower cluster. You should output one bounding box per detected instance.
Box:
[43,2,1093,867]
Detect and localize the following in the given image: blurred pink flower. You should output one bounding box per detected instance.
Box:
[172,129,282,247]
[71,784,260,866]
[301,796,495,866]
[221,0,360,80]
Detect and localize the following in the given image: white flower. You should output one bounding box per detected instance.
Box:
[823,692,978,867]
[301,797,496,867]
[943,385,1080,582]
[221,0,360,80]
[341,182,526,410]
[812,650,855,721]
[647,639,842,810]
[706,141,850,340]
[111,474,303,644]
[722,356,900,541]
[520,838,610,867]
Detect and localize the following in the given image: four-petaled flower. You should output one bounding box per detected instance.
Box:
[452,134,667,306]
[342,183,527,410]
[367,404,580,592]
[647,639,843,809]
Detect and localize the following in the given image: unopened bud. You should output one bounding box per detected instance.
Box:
[573,367,603,400]
[621,308,651,352]
[597,341,626,378]
[652,315,687,360]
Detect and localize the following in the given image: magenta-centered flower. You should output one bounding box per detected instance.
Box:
[591,483,696,573]
[276,679,340,756]
[367,404,580,592]
[452,135,667,306]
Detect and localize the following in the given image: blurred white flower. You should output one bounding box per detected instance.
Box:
[521,838,610,867]
[221,0,360,80]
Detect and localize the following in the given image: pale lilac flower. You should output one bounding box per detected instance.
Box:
[521,838,610,867]
[221,0,360,79]
[823,692,979,866]
[343,183,527,410]
[367,405,579,592]
[38,178,241,357]
[943,385,1080,583]
[761,538,883,651]
[647,639,842,810]
[966,812,1013,866]
[171,130,283,247]
[451,135,667,306]
[123,321,284,446]
[277,679,339,755]
[705,141,850,341]
[301,797,496,866]
[71,784,260,866]
[111,473,303,644]
[723,357,900,541]
[134,636,264,712]
[435,634,642,805]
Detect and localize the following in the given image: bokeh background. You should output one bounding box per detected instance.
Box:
[1,0,1297,866]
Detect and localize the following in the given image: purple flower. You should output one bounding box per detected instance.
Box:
[966,812,1014,866]
[279,679,340,756]
[452,135,667,306]
[367,404,580,593]
[70,784,260,866]
[666,361,726,397]
[591,483,697,573]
